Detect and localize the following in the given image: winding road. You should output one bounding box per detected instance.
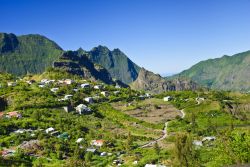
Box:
[140,109,185,148]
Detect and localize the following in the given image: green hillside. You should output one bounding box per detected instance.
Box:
[0,33,63,76]
[87,46,140,84]
[0,33,140,84]
[175,50,250,91]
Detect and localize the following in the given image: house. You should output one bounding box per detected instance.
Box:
[7,82,16,87]
[115,84,121,89]
[113,91,120,95]
[75,104,92,114]
[0,149,16,157]
[91,140,104,147]
[193,140,203,147]
[45,127,55,134]
[38,84,45,88]
[101,91,109,97]
[86,148,97,153]
[145,164,166,167]
[76,138,84,143]
[50,88,59,93]
[0,112,4,118]
[26,80,36,85]
[64,94,73,100]
[41,79,48,84]
[58,132,69,140]
[51,131,60,136]
[94,85,103,90]
[84,97,94,103]
[100,152,107,156]
[202,136,216,142]
[73,88,79,92]
[145,93,152,98]
[138,95,145,100]
[163,96,173,101]
[63,106,74,113]
[6,111,22,118]
[81,83,90,88]
[64,79,74,85]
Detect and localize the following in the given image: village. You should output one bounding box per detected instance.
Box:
[0,73,249,167]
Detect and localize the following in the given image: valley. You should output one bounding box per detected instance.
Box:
[0,70,249,167]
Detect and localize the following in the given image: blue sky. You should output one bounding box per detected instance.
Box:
[1,0,250,75]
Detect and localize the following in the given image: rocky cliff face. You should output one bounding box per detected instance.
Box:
[53,51,114,84]
[130,68,198,94]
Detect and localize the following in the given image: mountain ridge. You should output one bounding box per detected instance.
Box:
[174,50,250,91]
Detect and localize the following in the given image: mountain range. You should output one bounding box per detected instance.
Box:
[0,33,139,84]
[175,51,250,91]
[1,32,250,92]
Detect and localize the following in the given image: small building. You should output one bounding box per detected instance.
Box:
[81,83,90,89]
[6,111,22,118]
[50,88,59,93]
[7,82,16,87]
[38,84,45,88]
[113,91,120,95]
[101,91,109,97]
[138,95,145,100]
[64,79,74,85]
[100,152,107,156]
[63,106,74,113]
[84,97,94,103]
[94,85,103,90]
[58,132,70,140]
[91,139,104,147]
[145,164,166,167]
[202,136,216,142]
[163,96,173,101]
[26,80,36,85]
[76,138,84,143]
[75,104,92,114]
[45,127,55,134]
[64,95,73,100]
[193,140,203,147]
[86,148,97,153]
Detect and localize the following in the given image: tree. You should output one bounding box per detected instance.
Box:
[173,133,198,167]
[125,131,133,152]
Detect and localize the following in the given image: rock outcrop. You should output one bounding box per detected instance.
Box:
[130,68,198,94]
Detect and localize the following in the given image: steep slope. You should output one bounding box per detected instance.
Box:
[87,46,140,84]
[175,50,250,91]
[53,51,114,84]
[0,33,63,76]
[131,68,198,94]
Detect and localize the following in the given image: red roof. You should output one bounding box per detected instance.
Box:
[7,111,21,117]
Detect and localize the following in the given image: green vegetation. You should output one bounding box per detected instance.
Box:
[175,50,250,91]
[0,70,249,166]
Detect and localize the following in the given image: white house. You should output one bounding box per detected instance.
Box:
[94,85,103,90]
[101,91,109,97]
[202,136,216,142]
[45,127,55,134]
[193,140,203,147]
[51,88,59,93]
[163,96,172,101]
[81,83,90,88]
[145,164,166,167]
[7,82,16,87]
[75,104,92,114]
[84,97,94,103]
[64,79,74,85]
[76,138,84,143]
[64,94,73,100]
